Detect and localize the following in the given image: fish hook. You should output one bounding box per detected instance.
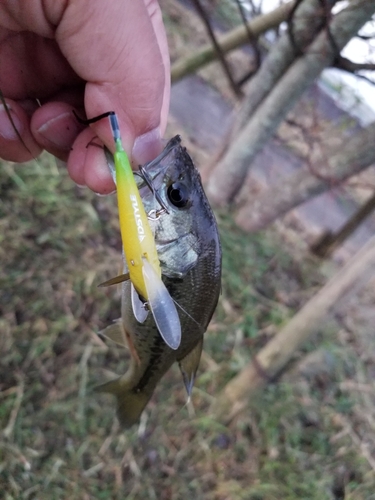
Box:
[147,208,167,221]
[135,168,169,215]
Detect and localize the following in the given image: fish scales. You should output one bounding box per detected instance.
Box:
[98,136,221,428]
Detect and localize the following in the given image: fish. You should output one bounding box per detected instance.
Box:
[97,136,222,428]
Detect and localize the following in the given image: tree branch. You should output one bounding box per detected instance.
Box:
[334,55,375,77]
[171,2,294,82]
[191,0,242,97]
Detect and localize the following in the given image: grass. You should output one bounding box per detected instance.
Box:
[1,154,375,499]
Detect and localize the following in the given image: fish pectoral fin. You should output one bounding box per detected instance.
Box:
[178,339,204,396]
[98,272,130,287]
[98,322,141,365]
[123,327,141,366]
[98,321,127,347]
[94,378,153,429]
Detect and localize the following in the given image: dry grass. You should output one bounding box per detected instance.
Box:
[1,153,375,499]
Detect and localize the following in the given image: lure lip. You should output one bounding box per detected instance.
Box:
[141,257,181,350]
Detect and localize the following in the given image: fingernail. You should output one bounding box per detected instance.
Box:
[132,127,162,165]
[75,183,86,189]
[37,112,81,151]
[0,104,23,140]
[94,189,117,197]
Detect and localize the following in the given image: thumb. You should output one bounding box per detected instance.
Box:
[54,0,169,162]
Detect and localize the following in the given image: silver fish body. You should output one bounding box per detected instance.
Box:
[99,136,221,428]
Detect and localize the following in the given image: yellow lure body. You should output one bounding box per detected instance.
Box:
[114,144,161,300]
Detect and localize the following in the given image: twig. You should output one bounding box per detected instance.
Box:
[83,462,105,477]
[233,0,262,73]
[191,0,242,97]
[98,419,119,456]
[2,380,24,439]
[44,458,65,488]
[77,344,93,424]
[287,0,306,56]
[333,55,375,86]
[330,412,375,473]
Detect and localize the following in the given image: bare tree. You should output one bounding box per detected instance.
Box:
[234,121,375,232]
[205,0,375,206]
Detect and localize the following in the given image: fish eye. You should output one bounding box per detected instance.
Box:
[167,182,189,208]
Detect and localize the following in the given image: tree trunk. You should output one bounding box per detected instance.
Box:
[171,2,294,82]
[235,121,375,232]
[232,0,338,136]
[202,0,337,179]
[211,234,375,425]
[205,0,375,206]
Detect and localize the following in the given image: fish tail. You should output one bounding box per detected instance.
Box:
[95,378,152,429]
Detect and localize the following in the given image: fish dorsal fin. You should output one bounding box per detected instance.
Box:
[178,339,203,396]
[131,283,149,323]
[98,321,127,346]
[98,273,130,288]
[142,257,181,350]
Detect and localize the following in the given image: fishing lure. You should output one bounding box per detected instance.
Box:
[106,112,181,350]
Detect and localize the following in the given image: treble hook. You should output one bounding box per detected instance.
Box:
[147,208,167,221]
[136,136,181,214]
[137,166,169,215]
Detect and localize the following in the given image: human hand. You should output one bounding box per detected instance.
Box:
[0,0,170,193]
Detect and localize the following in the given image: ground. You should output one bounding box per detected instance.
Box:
[2,1,375,499]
